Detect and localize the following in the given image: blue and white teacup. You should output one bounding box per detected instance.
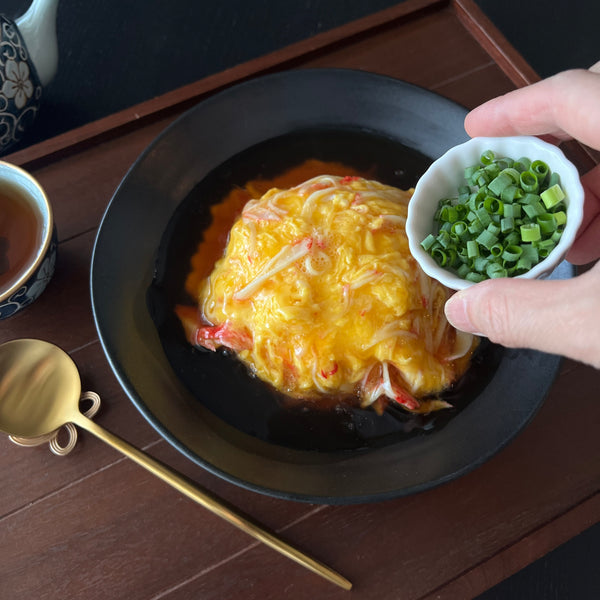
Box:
[0,160,56,319]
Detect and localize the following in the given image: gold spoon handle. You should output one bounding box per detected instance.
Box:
[71,412,351,591]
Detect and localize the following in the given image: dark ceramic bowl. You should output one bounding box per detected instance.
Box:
[91,69,566,504]
[0,160,56,319]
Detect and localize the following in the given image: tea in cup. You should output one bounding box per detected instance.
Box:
[0,161,56,319]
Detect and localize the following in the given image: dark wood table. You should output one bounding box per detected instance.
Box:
[2,2,599,598]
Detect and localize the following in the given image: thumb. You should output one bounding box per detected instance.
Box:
[444,264,600,368]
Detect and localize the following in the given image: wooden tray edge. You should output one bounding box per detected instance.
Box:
[4,0,538,170]
[454,0,539,88]
[422,491,600,599]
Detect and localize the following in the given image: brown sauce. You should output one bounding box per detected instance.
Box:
[0,184,41,291]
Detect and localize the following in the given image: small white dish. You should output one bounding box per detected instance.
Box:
[406,136,585,290]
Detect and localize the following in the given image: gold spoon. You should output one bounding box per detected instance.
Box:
[0,338,351,591]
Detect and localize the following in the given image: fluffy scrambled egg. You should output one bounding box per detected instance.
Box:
[181,174,475,413]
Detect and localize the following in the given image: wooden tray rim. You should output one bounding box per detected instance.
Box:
[4,0,538,170]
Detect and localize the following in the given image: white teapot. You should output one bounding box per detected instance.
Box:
[0,0,59,153]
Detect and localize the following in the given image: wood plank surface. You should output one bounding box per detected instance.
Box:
[1,2,598,599]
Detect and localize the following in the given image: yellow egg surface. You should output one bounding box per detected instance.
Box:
[190,175,474,413]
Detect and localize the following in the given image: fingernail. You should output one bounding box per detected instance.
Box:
[445,291,480,335]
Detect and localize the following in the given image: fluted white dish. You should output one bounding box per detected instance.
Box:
[406,136,585,290]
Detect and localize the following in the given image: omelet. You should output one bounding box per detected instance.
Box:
[181,174,475,414]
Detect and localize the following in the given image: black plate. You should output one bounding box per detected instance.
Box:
[91,69,565,504]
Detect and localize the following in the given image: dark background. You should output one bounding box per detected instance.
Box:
[2,0,599,151]
[2,1,599,598]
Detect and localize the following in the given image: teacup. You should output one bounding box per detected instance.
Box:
[0,160,56,319]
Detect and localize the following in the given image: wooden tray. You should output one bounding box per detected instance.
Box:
[1,1,598,598]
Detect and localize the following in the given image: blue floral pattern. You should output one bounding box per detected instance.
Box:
[3,59,34,109]
[0,229,56,319]
[0,16,42,153]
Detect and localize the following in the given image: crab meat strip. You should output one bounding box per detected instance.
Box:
[233,238,312,301]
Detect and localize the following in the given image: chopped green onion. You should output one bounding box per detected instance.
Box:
[486,262,507,278]
[437,230,453,248]
[483,196,503,215]
[475,206,492,227]
[503,203,521,219]
[467,240,479,259]
[480,150,495,165]
[501,168,521,184]
[537,213,557,234]
[469,190,487,209]
[514,157,531,172]
[540,183,566,209]
[548,171,561,188]
[531,160,549,183]
[520,244,539,263]
[457,263,471,278]
[455,204,469,220]
[421,151,567,282]
[504,230,520,247]
[523,201,546,219]
[501,216,515,233]
[472,256,489,272]
[501,185,524,202]
[476,229,499,250]
[521,193,541,205]
[467,223,483,238]
[520,171,539,193]
[464,165,479,180]
[421,234,436,251]
[488,172,513,196]
[514,259,532,274]
[490,243,504,258]
[536,239,556,258]
[515,257,532,273]
[431,247,448,266]
[520,223,541,242]
[466,271,486,283]
[440,205,458,222]
[451,221,468,239]
[476,172,491,187]
[502,245,523,262]
[486,223,501,236]
[552,210,567,227]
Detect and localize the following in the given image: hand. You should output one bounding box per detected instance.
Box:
[445,65,600,368]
